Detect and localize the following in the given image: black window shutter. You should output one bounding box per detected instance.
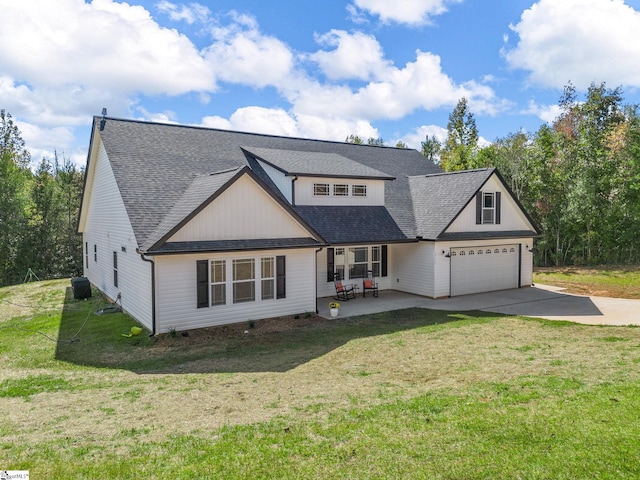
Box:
[196,260,209,308]
[276,255,286,299]
[495,192,501,224]
[327,247,335,282]
[475,191,482,224]
[381,245,388,277]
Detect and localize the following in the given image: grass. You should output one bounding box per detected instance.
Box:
[1,279,640,478]
[534,265,640,299]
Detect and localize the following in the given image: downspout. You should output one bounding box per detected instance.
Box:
[291,175,298,206]
[315,246,323,313]
[138,251,156,336]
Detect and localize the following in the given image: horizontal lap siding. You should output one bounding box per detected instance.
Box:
[389,243,434,297]
[155,249,316,333]
[82,142,153,329]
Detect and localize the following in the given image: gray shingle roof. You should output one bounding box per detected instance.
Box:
[293,206,407,244]
[409,169,495,240]
[149,238,323,254]
[95,117,442,249]
[242,147,395,179]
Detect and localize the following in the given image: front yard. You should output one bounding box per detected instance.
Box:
[1,279,639,479]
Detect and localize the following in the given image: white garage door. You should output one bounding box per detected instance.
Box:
[450,244,519,296]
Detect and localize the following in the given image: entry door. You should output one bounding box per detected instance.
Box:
[450,244,519,296]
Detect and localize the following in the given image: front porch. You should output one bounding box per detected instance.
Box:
[317,290,434,319]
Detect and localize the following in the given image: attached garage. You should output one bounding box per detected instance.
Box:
[450,244,520,296]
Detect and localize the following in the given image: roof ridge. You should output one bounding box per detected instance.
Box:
[415,168,493,179]
[95,115,415,151]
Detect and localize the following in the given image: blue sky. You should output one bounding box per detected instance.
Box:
[2,0,640,167]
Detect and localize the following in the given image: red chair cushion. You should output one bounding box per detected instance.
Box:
[364,280,373,288]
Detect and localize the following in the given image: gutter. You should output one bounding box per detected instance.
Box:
[138,251,157,336]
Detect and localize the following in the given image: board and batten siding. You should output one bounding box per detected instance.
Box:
[80,140,153,329]
[154,248,316,333]
[294,177,384,206]
[168,174,310,243]
[446,175,535,233]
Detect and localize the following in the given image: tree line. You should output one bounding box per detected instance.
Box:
[427,83,640,266]
[0,110,84,287]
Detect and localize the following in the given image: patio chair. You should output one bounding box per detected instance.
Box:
[334,274,356,300]
[362,270,379,297]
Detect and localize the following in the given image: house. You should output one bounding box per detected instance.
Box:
[78,116,540,334]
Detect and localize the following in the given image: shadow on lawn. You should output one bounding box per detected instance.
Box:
[54,287,498,374]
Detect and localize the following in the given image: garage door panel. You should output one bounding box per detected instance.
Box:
[450,245,519,296]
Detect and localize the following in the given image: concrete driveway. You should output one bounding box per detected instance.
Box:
[318,285,640,326]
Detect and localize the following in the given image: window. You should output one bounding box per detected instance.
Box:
[371,246,381,277]
[113,251,118,288]
[314,183,329,196]
[352,184,367,197]
[210,260,226,306]
[459,250,466,256]
[333,184,349,196]
[348,247,368,278]
[85,242,89,269]
[482,192,495,224]
[94,244,97,262]
[261,257,275,300]
[495,249,500,254]
[233,258,255,303]
[334,248,345,280]
[469,250,475,255]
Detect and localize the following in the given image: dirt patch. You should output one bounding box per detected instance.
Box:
[534,265,640,299]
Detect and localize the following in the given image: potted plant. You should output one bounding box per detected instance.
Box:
[329,301,340,317]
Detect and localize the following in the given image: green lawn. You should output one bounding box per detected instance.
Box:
[534,265,640,299]
[1,280,640,479]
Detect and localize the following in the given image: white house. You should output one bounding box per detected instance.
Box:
[78,116,540,334]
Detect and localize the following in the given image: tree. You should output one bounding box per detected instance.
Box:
[0,110,31,285]
[395,140,408,149]
[345,134,363,144]
[420,134,441,163]
[440,97,479,171]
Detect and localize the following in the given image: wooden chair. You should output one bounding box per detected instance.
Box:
[334,274,356,300]
[362,270,379,297]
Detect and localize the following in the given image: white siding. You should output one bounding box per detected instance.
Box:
[155,248,316,333]
[389,242,435,297]
[257,159,293,203]
[295,177,384,206]
[80,141,153,329]
[169,175,310,242]
[446,175,535,233]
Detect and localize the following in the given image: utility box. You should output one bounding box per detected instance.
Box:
[71,277,92,300]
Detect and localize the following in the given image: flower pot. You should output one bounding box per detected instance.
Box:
[330,307,339,317]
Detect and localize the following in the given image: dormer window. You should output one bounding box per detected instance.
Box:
[333,184,349,196]
[352,184,367,197]
[314,183,329,196]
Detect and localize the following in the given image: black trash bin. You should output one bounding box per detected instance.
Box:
[71,277,92,300]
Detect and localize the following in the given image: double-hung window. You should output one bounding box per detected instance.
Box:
[233,259,255,303]
[482,192,495,224]
[113,251,118,288]
[261,257,275,300]
[211,260,226,306]
[348,247,368,278]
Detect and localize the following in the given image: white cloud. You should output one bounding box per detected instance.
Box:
[396,124,448,150]
[293,50,500,120]
[203,13,294,88]
[505,0,640,89]
[309,30,391,81]
[522,100,562,124]
[350,0,462,25]
[156,1,210,24]
[200,107,378,141]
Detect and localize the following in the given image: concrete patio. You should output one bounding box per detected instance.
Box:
[317,284,640,326]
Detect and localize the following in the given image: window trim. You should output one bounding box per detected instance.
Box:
[482,192,495,224]
[210,259,226,306]
[352,184,367,197]
[313,183,330,196]
[333,184,349,196]
[232,258,256,304]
